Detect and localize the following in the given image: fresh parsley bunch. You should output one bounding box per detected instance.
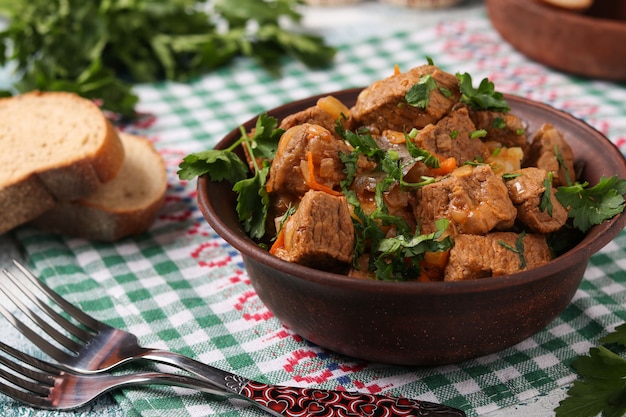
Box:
[556,323,626,417]
[0,0,336,118]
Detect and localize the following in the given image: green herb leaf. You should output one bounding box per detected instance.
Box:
[405,74,439,110]
[497,231,527,269]
[405,136,440,168]
[245,113,285,161]
[502,173,522,180]
[0,0,336,118]
[554,144,574,186]
[178,112,283,239]
[233,163,271,239]
[177,150,249,182]
[600,323,626,346]
[555,176,626,233]
[492,117,507,129]
[540,172,554,217]
[470,129,488,139]
[555,345,626,417]
[456,72,510,112]
[375,219,453,281]
[178,112,281,182]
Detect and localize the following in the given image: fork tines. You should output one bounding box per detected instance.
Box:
[0,262,93,363]
[0,340,57,408]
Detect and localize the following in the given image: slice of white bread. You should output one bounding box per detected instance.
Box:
[30,133,167,241]
[0,91,125,234]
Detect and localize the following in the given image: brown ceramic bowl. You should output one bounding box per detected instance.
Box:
[486,0,626,81]
[197,88,626,365]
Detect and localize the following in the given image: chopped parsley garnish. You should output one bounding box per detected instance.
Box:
[456,72,511,112]
[554,144,573,186]
[335,123,450,280]
[492,117,507,129]
[375,219,453,281]
[336,123,438,190]
[497,231,527,269]
[405,74,439,110]
[502,172,522,180]
[540,172,554,217]
[470,129,488,139]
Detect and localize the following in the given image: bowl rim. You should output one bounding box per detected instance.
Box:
[197,89,626,296]
[488,0,626,31]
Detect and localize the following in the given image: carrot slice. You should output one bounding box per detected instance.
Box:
[424,250,449,268]
[269,227,285,255]
[430,157,457,176]
[305,152,343,196]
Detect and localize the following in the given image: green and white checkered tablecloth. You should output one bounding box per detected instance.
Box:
[3,8,626,417]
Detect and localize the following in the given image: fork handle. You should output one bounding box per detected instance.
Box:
[141,349,465,417]
[238,381,466,417]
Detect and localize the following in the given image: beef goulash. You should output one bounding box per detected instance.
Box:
[180,63,626,282]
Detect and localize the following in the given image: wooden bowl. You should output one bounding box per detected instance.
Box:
[486,0,626,81]
[197,89,626,365]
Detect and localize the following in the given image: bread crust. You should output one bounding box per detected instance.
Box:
[30,133,167,241]
[0,91,124,234]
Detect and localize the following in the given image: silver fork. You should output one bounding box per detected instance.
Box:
[0,260,466,417]
[0,339,238,410]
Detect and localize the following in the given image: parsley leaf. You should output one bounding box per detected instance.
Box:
[177,149,248,182]
[336,123,386,161]
[178,113,282,238]
[497,231,527,269]
[456,72,511,112]
[601,323,626,346]
[555,176,626,233]
[177,113,282,182]
[540,172,554,217]
[555,144,574,186]
[242,113,285,161]
[470,129,488,139]
[233,162,271,239]
[405,135,440,168]
[492,117,507,129]
[555,323,626,417]
[405,74,439,109]
[375,219,453,281]
[342,189,386,270]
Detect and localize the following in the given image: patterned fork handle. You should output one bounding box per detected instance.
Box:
[238,379,466,417]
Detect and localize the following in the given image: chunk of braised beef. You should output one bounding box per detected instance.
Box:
[523,123,576,187]
[444,232,552,281]
[414,164,517,236]
[280,96,352,139]
[468,108,528,151]
[505,167,568,234]
[350,65,461,133]
[412,105,488,166]
[266,123,352,199]
[273,190,354,268]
